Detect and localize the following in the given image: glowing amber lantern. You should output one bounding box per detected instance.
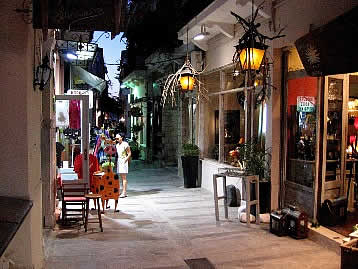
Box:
[239,47,266,71]
[179,75,194,91]
[179,66,195,91]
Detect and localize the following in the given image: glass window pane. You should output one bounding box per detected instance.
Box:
[223,93,245,163]
[201,73,220,159]
[286,77,318,187]
[325,78,343,182]
[56,99,82,171]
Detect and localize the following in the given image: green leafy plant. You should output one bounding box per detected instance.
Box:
[129,140,141,152]
[236,139,271,180]
[353,224,358,232]
[182,143,200,157]
[101,161,115,168]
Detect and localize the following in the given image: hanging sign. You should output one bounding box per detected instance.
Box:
[295,6,358,76]
[66,89,93,109]
[33,0,127,37]
[297,96,316,112]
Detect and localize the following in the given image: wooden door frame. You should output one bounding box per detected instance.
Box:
[321,74,348,203]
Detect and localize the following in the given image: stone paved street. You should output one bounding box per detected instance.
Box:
[44,166,340,269]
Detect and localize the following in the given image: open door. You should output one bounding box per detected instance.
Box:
[322,74,348,201]
[55,95,90,185]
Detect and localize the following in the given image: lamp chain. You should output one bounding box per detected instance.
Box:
[186,27,189,61]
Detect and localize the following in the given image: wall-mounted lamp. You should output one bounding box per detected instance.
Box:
[34,55,52,91]
[193,25,210,41]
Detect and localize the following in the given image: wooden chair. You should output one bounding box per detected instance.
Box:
[61,182,88,225]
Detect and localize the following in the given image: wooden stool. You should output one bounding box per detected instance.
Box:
[213,173,228,221]
[84,194,103,232]
[243,175,260,227]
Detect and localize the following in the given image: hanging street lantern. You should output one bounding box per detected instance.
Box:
[34,55,52,91]
[236,41,268,72]
[231,1,285,76]
[162,28,208,106]
[179,65,195,91]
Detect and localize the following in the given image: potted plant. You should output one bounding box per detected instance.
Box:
[181,143,200,188]
[235,139,271,213]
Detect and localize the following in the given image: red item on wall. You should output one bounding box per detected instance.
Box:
[350,135,356,145]
[354,117,358,130]
[69,100,81,129]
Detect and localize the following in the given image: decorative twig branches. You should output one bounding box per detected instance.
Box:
[162,57,209,106]
[231,0,285,106]
[230,2,285,49]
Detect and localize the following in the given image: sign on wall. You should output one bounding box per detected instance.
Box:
[66,89,93,109]
[297,96,316,113]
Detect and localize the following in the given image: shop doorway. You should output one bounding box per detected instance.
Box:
[55,95,90,185]
[322,75,346,202]
[321,73,358,236]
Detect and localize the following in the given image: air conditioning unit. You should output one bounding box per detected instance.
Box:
[190,51,203,72]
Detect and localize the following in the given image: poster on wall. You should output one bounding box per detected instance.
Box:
[297,96,316,113]
[56,100,69,127]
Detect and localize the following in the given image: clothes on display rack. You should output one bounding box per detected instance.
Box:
[69,100,81,129]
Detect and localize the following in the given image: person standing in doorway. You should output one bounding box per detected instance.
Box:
[115,133,131,198]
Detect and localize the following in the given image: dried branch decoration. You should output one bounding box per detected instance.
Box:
[162,28,209,106]
[162,57,208,106]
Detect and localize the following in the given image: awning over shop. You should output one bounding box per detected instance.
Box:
[72,66,106,92]
[295,6,358,77]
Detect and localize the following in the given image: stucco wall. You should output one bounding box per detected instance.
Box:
[273,0,357,48]
[0,0,43,267]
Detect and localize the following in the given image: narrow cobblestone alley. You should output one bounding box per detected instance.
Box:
[44,166,340,269]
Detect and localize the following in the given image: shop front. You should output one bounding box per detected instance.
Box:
[283,61,358,234]
[283,4,358,235]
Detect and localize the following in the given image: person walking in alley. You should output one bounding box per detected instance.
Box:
[115,133,131,199]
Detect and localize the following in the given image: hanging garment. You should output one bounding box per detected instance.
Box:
[74,153,100,193]
[69,100,81,129]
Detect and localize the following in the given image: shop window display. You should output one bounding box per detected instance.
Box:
[286,77,318,187]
